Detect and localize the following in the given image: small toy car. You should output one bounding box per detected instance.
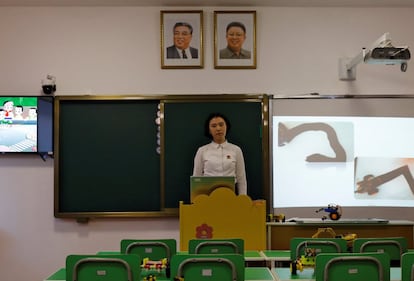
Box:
[316,204,342,220]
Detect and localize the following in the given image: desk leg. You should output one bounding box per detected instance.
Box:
[267,224,271,249]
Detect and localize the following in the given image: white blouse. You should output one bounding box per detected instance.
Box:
[193,140,247,195]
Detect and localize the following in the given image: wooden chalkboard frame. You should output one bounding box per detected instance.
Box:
[54,94,269,219]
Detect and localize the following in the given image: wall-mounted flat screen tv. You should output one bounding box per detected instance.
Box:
[0,96,53,154]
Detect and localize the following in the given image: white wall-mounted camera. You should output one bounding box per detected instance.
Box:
[41,74,56,95]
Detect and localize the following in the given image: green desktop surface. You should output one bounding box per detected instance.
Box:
[45,267,274,281]
[272,267,401,281]
[262,250,291,260]
[245,250,266,260]
[275,268,315,280]
[97,250,265,261]
[245,267,275,280]
[261,250,291,268]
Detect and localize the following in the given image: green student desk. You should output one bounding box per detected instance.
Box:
[44,267,276,281]
[272,267,401,281]
[245,250,267,266]
[245,250,267,261]
[261,250,291,268]
[96,249,267,264]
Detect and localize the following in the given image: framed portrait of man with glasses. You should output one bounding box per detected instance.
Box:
[161,10,204,69]
[214,11,256,69]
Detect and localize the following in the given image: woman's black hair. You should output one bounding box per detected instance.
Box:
[204,112,232,139]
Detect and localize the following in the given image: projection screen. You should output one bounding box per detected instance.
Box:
[272,95,414,209]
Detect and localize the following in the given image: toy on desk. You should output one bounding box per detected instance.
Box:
[311,227,337,238]
[143,274,157,281]
[315,203,342,220]
[339,232,358,251]
[290,245,317,275]
[141,257,169,278]
[267,213,285,222]
[142,257,168,270]
[312,227,357,252]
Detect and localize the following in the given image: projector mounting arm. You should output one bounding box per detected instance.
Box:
[339,32,411,80]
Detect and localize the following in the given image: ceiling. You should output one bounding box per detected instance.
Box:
[1,0,414,7]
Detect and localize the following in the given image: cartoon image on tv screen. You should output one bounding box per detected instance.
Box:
[355,157,414,200]
[0,97,37,152]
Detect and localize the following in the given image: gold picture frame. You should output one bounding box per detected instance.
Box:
[214,11,257,69]
[161,10,204,69]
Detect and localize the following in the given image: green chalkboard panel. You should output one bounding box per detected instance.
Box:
[56,98,161,215]
[163,98,267,208]
[55,95,269,218]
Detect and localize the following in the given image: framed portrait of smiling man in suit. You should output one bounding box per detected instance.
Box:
[214,11,256,69]
[161,10,204,69]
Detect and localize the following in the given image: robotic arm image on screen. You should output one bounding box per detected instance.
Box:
[355,163,414,196]
[278,122,347,162]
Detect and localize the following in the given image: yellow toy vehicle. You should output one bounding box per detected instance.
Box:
[312,227,357,251]
[290,247,317,275]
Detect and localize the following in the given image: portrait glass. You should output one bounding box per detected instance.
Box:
[214,11,256,69]
[161,10,203,69]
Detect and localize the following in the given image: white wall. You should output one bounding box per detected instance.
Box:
[0,6,413,281]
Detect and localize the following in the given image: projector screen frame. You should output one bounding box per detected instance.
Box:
[270,94,414,220]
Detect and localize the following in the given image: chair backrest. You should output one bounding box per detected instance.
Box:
[66,254,140,281]
[188,238,244,254]
[401,252,414,281]
[290,237,348,260]
[170,253,244,281]
[353,237,407,262]
[120,239,177,261]
[315,252,390,281]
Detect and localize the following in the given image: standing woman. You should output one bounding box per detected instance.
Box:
[193,112,247,195]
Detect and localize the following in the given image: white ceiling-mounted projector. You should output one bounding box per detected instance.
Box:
[339,32,411,80]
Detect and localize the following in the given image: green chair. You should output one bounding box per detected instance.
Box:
[66,254,140,281]
[170,253,244,281]
[353,237,407,265]
[188,238,244,254]
[290,237,348,261]
[401,252,414,281]
[121,239,176,278]
[315,252,390,281]
[120,239,177,261]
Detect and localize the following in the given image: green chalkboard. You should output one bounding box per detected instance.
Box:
[55,95,269,218]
